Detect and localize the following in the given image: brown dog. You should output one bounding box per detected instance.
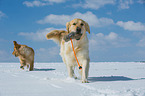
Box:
[46,18,90,83]
[12,41,34,71]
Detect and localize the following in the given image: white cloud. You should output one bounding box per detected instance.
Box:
[0,11,6,20]
[0,38,7,42]
[37,11,114,27]
[0,50,16,61]
[105,32,118,40]
[0,50,8,61]
[18,27,65,41]
[118,0,133,9]
[138,0,145,4]
[23,0,66,7]
[35,47,61,62]
[106,12,112,15]
[89,32,130,50]
[37,14,70,25]
[133,32,145,47]
[18,28,55,41]
[0,50,7,56]
[73,0,115,10]
[137,37,145,47]
[43,0,66,3]
[116,21,145,31]
[23,1,48,7]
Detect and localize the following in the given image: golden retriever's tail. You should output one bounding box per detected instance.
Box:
[46,30,68,45]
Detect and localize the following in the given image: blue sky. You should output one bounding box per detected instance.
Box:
[0,0,145,62]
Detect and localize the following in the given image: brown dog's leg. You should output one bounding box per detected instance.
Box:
[29,60,34,71]
[27,65,29,69]
[20,59,26,70]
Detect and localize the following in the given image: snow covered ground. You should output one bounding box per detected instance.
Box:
[0,62,145,96]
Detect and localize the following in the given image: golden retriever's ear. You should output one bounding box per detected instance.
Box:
[85,22,90,34]
[66,22,70,33]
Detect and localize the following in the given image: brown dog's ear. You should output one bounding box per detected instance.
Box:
[13,41,21,49]
[66,22,70,33]
[13,41,17,46]
[85,22,90,34]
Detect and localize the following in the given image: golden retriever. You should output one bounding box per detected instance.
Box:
[46,18,90,83]
[12,41,34,71]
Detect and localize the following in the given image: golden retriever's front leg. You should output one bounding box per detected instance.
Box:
[67,66,74,78]
[66,66,77,79]
[81,59,89,83]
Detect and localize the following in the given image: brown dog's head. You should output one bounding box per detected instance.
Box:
[12,41,21,57]
[66,18,90,40]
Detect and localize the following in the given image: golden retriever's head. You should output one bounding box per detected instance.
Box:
[12,41,21,57]
[66,18,90,40]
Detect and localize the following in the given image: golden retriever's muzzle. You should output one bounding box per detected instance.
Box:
[76,27,81,34]
[73,27,82,40]
[70,31,82,40]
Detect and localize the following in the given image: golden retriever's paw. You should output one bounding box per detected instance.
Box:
[74,76,77,79]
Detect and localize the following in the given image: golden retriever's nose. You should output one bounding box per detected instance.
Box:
[76,27,81,34]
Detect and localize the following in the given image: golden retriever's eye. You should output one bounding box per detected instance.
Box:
[81,23,84,26]
[73,23,76,25]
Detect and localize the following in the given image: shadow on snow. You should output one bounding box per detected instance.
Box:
[88,76,145,82]
[33,68,55,71]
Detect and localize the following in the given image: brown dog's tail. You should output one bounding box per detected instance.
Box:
[46,30,68,45]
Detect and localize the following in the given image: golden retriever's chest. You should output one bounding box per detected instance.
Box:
[60,36,89,64]
[63,40,79,54]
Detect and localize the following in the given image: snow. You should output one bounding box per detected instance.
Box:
[0,62,145,96]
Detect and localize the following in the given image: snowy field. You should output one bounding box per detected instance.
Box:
[0,62,145,96]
